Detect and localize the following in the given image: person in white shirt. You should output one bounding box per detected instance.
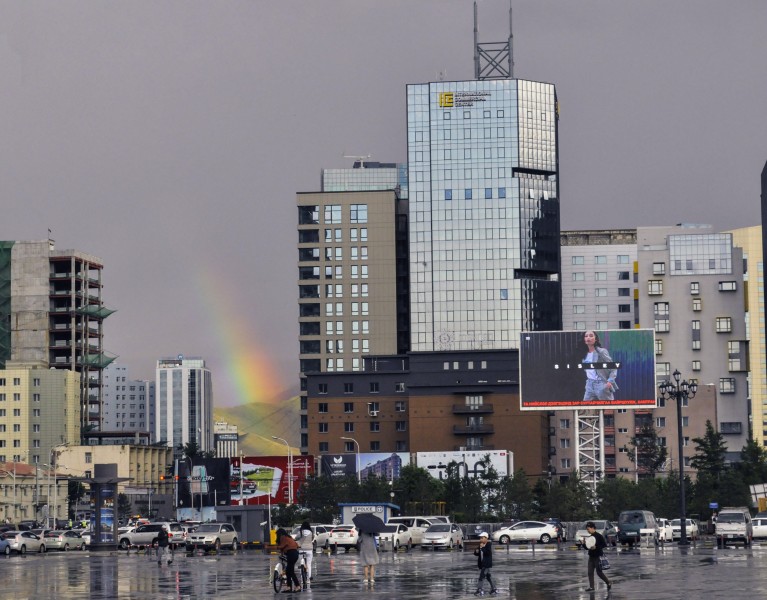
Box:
[297,521,315,582]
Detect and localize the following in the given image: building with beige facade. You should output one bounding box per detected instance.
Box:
[0,461,68,524]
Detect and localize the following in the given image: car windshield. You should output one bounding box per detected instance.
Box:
[195,524,222,533]
[718,513,745,524]
[619,512,645,524]
[380,526,399,533]
[426,524,450,532]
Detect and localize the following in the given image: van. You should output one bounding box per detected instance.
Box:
[716,507,752,547]
[616,510,658,547]
[385,516,440,546]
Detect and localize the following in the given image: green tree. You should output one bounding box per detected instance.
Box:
[736,439,767,485]
[498,469,535,520]
[690,420,727,479]
[396,464,444,515]
[117,493,133,522]
[624,424,668,476]
[594,477,636,521]
[179,441,202,461]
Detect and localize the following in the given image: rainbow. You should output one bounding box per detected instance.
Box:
[196,266,287,406]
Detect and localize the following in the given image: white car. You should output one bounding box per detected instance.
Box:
[491,521,559,544]
[42,530,87,551]
[378,523,412,550]
[327,524,359,551]
[185,522,239,551]
[657,518,674,543]
[421,523,464,550]
[670,518,699,541]
[751,517,767,540]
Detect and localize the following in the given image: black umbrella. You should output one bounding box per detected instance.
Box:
[353,513,387,534]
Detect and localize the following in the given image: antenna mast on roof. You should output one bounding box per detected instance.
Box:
[474,0,514,80]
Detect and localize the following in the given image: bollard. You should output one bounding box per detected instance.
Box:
[531,540,535,556]
[332,542,338,555]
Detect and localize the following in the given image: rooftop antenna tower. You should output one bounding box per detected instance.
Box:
[474,0,514,80]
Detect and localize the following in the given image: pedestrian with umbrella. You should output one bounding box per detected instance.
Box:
[352,513,385,584]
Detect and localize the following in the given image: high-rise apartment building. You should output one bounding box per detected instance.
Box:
[0,240,115,434]
[102,363,152,436]
[154,356,213,458]
[406,79,561,352]
[297,164,409,451]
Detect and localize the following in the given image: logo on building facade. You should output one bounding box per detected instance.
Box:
[438,92,454,107]
[438,91,492,108]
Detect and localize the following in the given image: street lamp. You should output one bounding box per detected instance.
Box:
[272,436,293,504]
[658,369,697,546]
[340,437,361,484]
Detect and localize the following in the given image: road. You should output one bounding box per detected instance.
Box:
[1,540,765,599]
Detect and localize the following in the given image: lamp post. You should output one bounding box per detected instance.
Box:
[658,369,697,546]
[340,437,361,484]
[272,436,293,504]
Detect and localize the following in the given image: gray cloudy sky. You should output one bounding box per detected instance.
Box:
[2,1,766,406]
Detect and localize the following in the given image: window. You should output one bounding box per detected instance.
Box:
[716,317,732,332]
[573,305,585,314]
[655,339,663,354]
[350,204,368,223]
[369,382,379,393]
[595,255,607,264]
[719,378,736,394]
[344,402,354,413]
[464,189,472,200]
[572,272,585,281]
[318,423,328,433]
[618,288,630,296]
[656,362,670,377]
[573,289,585,298]
[12,409,20,417]
[692,298,702,311]
[559,419,570,429]
[692,360,701,371]
[33,378,40,387]
[652,262,666,275]
[618,271,630,280]
[344,422,354,433]
[595,288,608,297]
[559,438,570,449]
[344,441,355,452]
[595,272,607,281]
[655,317,670,333]
[319,442,329,452]
[318,403,328,413]
[318,384,328,395]
[370,421,380,432]
[648,280,663,295]
[85,452,92,464]
[13,393,20,401]
[656,417,666,428]
[344,383,354,393]
[619,304,631,313]
[617,255,630,264]
[718,281,737,292]
[571,256,584,265]
[395,382,406,393]
[396,421,407,432]
[12,378,20,385]
[395,401,406,412]
[370,441,380,451]
[728,341,747,371]
[690,282,700,295]
[561,459,571,470]
[324,205,342,223]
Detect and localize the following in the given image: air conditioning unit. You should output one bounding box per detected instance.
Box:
[369,410,379,417]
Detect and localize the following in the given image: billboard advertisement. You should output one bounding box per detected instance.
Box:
[519,329,656,411]
[229,455,314,505]
[177,458,232,509]
[416,451,513,480]
[321,453,411,480]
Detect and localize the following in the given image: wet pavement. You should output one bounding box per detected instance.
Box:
[1,541,766,599]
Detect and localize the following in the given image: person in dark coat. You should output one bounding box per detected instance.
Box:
[276,528,301,592]
[473,532,498,596]
[157,526,172,565]
[583,521,611,592]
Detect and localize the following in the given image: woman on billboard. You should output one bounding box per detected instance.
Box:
[582,331,619,401]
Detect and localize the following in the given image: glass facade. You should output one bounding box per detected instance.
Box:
[669,233,733,275]
[407,79,561,351]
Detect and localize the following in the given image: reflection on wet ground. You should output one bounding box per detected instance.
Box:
[1,542,766,599]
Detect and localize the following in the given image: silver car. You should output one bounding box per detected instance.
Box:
[186,522,239,551]
[421,523,464,550]
[491,521,559,544]
[42,530,86,551]
[2,530,46,554]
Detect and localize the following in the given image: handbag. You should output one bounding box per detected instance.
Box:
[599,555,610,570]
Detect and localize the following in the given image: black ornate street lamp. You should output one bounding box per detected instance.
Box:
[658,369,697,546]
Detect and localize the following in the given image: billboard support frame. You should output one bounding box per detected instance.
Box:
[576,409,604,494]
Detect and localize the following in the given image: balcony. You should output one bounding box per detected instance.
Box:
[452,404,494,415]
[453,424,494,435]
[454,444,495,451]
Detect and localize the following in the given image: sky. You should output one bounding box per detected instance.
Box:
[2,0,767,408]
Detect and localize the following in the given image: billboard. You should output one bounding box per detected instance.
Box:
[229,455,314,505]
[321,453,411,480]
[416,451,513,480]
[177,458,232,508]
[519,329,656,411]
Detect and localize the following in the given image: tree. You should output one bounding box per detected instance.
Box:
[498,469,535,520]
[179,441,202,461]
[736,438,767,485]
[624,424,668,476]
[117,493,133,522]
[690,420,727,480]
[396,464,444,515]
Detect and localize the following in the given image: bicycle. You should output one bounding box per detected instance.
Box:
[272,553,308,593]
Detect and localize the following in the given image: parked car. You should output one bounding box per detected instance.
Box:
[377,523,412,550]
[185,522,239,551]
[327,524,360,551]
[616,510,658,547]
[716,507,753,547]
[491,521,559,544]
[118,522,186,550]
[2,530,46,554]
[385,516,437,546]
[290,524,334,550]
[574,520,617,547]
[544,518,568,542]
[42,530,86,551]
[752,517,767,540]
[0,534,11,555]
[657,518,674,543]
[421,523,464,550]
[670,518,699,541]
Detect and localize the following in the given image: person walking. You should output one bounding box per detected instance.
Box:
[473,532,498,596]
[582,521,611,592]
[359,531,379,583]
[157,526,172,565]
[276,528,302,592]
[297,521,315,585]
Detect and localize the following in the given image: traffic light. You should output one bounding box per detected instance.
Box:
[159,475,166,482]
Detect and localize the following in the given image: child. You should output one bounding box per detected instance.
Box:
[473,532,498,596]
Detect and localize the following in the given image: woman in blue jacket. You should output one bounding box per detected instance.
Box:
[582,331,619,401]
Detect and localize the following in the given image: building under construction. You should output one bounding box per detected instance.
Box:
[0,239,116,436]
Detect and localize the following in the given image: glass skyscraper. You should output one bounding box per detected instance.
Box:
[407,79,561,352]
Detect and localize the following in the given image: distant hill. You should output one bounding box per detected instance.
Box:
[213,392,301,456]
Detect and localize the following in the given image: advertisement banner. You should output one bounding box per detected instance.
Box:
[229,455,314,505]
[519,329,657,411]
[320,453,410,480]
[416,451,512,480]
[178,458,232,509]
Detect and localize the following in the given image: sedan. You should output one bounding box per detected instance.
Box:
[327,525,359,551]
[290,524,334,550]
[43,530,86,551]
[670,519,699,541]
[421,523,464,550]
[491,521,559,544]
[185,522,239,552]
[574,520,617,547]
[378,524,412,551]
[2,531,46,554]
[752,517,767,540]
